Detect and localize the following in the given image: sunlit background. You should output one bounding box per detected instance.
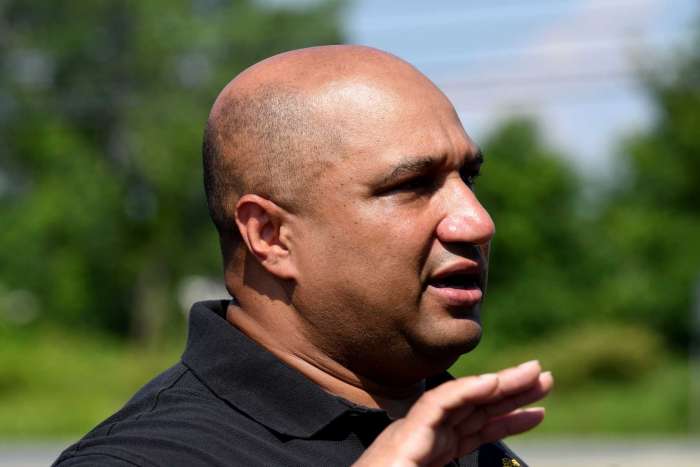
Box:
[1,1,698,465]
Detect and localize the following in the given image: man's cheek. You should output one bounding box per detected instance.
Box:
[480,242,490,260]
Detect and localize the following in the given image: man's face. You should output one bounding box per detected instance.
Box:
[290,79,495,381]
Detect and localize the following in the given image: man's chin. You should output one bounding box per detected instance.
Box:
[411,319,483,368]
[439,324,482,356]
[434,304,483,354]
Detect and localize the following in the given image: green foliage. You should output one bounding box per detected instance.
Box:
[592,33,700,349]
[0,0,344,341]
[0,327,181,437]
[476,118,592,341]
[0,0,698,440]
[451,324,690,435]
[473,29,700,352]
[453,323,666,389]
[0,327,688,438]
[541,323,664,387]
[531,360,690,434]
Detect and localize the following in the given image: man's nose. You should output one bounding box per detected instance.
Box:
[436,185,495,245]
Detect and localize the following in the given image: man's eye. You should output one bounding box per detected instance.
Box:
[397,176,437,192]
[460,170,480,189]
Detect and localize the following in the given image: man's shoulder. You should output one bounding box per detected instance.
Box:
[90,362,226,426]
[52,362,261,467]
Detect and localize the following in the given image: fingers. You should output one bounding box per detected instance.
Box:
[416,360,542,413]
[445,361,546,427]
[406,374,499,428]
[482,370,553,419]
[456,407,546,457]
[354,362,552,467]
[403,361,551,452]
[451,369,552,435]
[408,360,547,430]
[480,407,546,443]
[487,360,543,401]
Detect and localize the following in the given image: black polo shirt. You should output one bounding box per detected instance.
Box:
[54,300,528,467]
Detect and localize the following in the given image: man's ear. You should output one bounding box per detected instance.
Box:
[234,194,297,280]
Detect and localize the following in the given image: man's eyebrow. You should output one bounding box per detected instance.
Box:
[378,155,445,186]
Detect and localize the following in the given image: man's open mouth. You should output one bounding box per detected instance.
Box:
[429,272,481,290]
[426,264,484,307]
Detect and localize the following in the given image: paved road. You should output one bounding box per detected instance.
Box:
[509,438,700,467]
[0,442,64,467]
[1,438,699,466]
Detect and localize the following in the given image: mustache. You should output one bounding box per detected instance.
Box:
[427,243,490,291]
[438,243,486,264]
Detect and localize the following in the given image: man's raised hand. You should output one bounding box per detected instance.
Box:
[353,360,553,467]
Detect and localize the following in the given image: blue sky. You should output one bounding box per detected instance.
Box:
[344,0,699,176]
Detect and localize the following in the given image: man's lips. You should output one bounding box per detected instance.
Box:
[426,261,484,307]
[427,285,483,307]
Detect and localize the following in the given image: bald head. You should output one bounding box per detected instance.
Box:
[203,45,450,248]
[203,45,490,382]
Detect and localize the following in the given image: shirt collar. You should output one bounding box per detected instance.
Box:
[181,300,354,438]
[181,300,453,439]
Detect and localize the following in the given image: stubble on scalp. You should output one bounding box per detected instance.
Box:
[202,83,338,240]
[202,44,441,259]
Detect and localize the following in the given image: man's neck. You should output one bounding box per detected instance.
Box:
[226,302,426,418]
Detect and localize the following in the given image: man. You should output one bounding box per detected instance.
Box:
[54,45,552,467]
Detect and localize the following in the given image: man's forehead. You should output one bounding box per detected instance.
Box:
[312,80,403,119]
[309,80,476,179]
[314,79,463,139]
[209,45,475,192]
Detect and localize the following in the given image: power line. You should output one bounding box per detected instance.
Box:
[408,30,693,67]
[349,0,691,33]
[438,68,646,92]
[452,85,653,113]
[441,71,662,111]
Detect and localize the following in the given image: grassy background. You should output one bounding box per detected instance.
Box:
[0,327,182,438]
[452,323,694,436]
[0,322,694,439]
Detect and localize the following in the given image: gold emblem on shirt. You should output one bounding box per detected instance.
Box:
[502,458,521,467]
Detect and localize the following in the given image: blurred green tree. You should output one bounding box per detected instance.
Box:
[0,0,343,343]
[476,118,592,342]
[593,31,700,350]
[478,26,700,352]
